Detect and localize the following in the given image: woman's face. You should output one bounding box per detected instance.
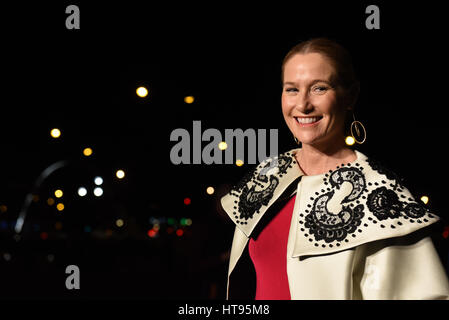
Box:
[281,53,348,148]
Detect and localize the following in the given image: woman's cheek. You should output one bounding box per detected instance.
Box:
[284,96,296,110]
[312,95,336,114]
[281,94,288,107]
[281,97,291,115]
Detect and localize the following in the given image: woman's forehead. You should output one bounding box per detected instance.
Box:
[283,53,336,82]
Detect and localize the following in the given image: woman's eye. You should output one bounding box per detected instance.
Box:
[285,88,298,92]
[312,86,328,93]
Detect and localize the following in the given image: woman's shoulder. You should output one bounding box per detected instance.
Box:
[220,149,301,235]
[222,148,442,251]
[227,149,299,196]
[293,149,442,255]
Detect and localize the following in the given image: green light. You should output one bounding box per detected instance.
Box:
[167,218,175,225]
[180,218,186,226]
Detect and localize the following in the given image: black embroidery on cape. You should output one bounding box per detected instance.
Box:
[234,154,293,223]
[329,167,366,203]
[366,186,402,220]
[228,150,436,238]
[301,158,434,246]
[304,167,366,243]
[367,186,427,221]
[403,202,427,218]
[258,154,292,181]
[238,175,279,220]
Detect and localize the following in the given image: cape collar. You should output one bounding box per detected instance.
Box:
[221,148,439,257]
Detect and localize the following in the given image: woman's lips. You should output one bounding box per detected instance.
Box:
[294,116,323,127]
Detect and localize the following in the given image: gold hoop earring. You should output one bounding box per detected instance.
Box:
[350,113,367,144]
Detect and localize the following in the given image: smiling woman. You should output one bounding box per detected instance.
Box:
[220,38,449,300]
[281,39,360,175]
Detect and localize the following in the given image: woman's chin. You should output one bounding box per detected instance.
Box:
[295,135,320,146]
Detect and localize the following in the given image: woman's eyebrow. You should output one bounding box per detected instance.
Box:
[310,79,332,85]
[283,79,332,86]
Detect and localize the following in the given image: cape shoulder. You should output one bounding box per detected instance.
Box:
[220,148,440,256]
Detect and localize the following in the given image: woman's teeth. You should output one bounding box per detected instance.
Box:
[295,117,321,124]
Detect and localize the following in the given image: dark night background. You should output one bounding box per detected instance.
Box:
[0,1,448,300]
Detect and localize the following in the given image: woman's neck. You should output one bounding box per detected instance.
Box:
[295,141,356,176]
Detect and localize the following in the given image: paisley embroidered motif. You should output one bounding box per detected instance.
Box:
[301,159,433,245]
[367,186,403,221]
[304,166,367,243]
[238,175,279,220]
[329,167,366,203]
[234,154,293,224]
[367,186,427,221]
[403,202,427,219]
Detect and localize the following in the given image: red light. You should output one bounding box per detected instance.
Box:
[166,227,174,234]
[183,197,191,205]
[443,226,449,239]
[176,229,184,237]
[147,229,157,238]
[40,232,48,240]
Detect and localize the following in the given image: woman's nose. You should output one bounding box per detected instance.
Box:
[295,91,313,114]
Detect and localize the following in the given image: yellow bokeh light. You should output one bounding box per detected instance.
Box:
[218,141,227,150]
[50,128,61,139]
[83,147,93,156]
[136,86,148,98]
[420,195,429,205]
[116,219,124,227]
[153,223,160,231]
[116,169,125,179]
[56,203,64,211]
[236,159,244,167]
[345,136,355,146]
[184,96,195,104]
[54,189,63,198]
[47,198,55,206]
[206,186,215,195]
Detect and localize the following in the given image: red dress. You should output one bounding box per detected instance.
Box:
[248,195,296,300]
